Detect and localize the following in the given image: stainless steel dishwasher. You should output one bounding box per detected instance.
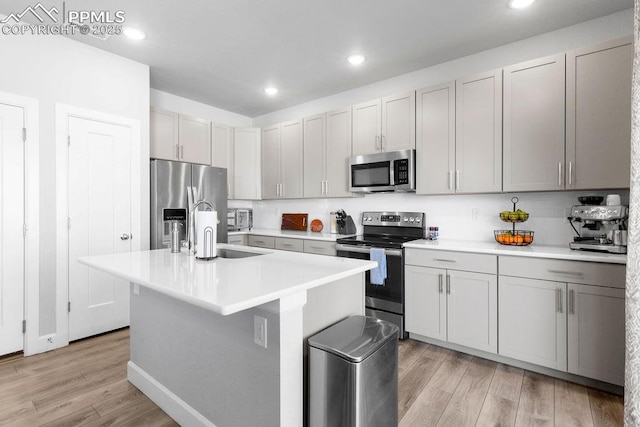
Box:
[308,315,399,427]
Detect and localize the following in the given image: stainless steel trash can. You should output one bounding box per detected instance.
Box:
[308,315,399,427]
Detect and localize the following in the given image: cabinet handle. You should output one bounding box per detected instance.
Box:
[325,180,329,196]
[557,288,563,313]
[180,145,184,159]
[547,269,584,276]
[568,161,573,186]
[438,274,443,293]
[433,258,457,263]
[175,144,180,159]
[569,289,575,315]
[321,180,325,195]
[281,183,284,197]
[446,274,451,294]
[282,243,293,248]
[558,163,562,187]
[455,170,460,190]
[375,135,380,151]
[381,135,386,151]
[448,171,453,190]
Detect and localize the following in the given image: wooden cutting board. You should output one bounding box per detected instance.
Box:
[281,213,308,231]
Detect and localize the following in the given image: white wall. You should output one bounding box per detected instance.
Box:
[150,89,252,127]
[239,9,634,247]
[0,30,149,338]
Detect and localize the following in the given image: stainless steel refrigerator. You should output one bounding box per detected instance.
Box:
[151,159,228,249]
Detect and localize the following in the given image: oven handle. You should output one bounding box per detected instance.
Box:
[335,244,403,257]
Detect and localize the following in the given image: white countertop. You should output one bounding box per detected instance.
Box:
[403,239,627,264]
[79,244,376,316]
[229,228,354,242]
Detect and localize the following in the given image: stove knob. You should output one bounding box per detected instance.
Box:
[416,217,422,223]
[403,217,408,222]
[409,217,415,223]
[367,217,372,222]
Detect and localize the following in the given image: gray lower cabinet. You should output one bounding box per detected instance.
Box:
[228,234,247,246]
[405,249,498,353]
[248,235,275,249]
[275,237,304,252]
[247,235,336,256]
[303,240,336,256]
[498,256,625,386]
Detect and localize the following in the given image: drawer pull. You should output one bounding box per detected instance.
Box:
[282,244,292,247]
[433,258,457,263]
[548,269,584,276]
[438,274,443,293]
[557,288,563,313]
[446,274,451,294]
[569,289,575,315]
[310,245,323,250]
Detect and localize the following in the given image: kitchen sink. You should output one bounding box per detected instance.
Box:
[216,248,264,259]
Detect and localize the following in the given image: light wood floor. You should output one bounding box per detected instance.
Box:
[0,329,624,426]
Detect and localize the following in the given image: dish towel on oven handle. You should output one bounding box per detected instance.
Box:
[369,248,387,286]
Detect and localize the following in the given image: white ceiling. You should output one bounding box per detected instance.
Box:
[1,0,633,117]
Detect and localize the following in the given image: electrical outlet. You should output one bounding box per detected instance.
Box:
[254,315,267,348]
[472,208,479,221]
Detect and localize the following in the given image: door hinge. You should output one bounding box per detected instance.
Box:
[67,135,71,146]
[68,301,71,313]
[22,320,26,334]
[22,128,26,142]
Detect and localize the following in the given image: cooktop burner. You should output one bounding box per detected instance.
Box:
[336,234,419,249]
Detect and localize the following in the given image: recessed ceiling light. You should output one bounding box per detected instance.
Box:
[123,27,147,40]
[508,0,536,9]
[264,87,278,96]
[347,54,366,66]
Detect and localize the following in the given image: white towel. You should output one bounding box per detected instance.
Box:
[369,248,387,286]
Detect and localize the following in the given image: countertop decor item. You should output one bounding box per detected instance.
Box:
[281,213,308,231]
[495,197,534,246]
[310,219,323,232]
[578,195,604,205]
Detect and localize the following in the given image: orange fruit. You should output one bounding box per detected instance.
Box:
[515,235,524,244]
[524,235,533,244]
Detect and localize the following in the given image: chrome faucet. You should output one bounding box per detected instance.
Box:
[184,186,216,255]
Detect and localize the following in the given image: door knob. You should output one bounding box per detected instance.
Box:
[120,233,131,240]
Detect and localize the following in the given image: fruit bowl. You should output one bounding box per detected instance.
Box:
[499,210,529,222]
[494,230,534,246]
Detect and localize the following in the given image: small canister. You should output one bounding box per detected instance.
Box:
[170,222,181,253]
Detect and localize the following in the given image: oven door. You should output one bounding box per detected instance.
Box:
[335,244,403,314]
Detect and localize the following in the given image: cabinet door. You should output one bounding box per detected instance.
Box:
[280,119,304,199]
[447,270,497,354]
[352,99,381,156]
[303,113,326,198]
[275,237,304,252]
[212,123,233,198]
[228,234,247,246]
[178,114,211,165]
[405,266,447,341]
[566,38,632,190]
[261,125,280,199]
[455,70,502,193]
[325,107,353,197]
[499,276,567,371]
[150,108,178,161]
[416,82,456,195]
[233,128,261,200]
[381,91,415,152]
[503,54,565,191]
[568,283,625,386]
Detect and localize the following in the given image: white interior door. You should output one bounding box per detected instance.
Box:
[0,103,25,355]
[68,117,131,341]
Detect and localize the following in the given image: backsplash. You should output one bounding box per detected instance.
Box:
[230,190,630,247]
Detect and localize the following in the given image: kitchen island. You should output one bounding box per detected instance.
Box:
[79,244,376,427]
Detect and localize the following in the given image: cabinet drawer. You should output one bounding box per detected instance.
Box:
[228,235,247,246]
[499,256,626,288]
[304,240,336,256]
[248,235,275,249]
[275,237,304,252]
[405,249,497,274]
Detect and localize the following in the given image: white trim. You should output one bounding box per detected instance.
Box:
[0,92,40,356]
[127,361,216,427]
[55,104,141,348]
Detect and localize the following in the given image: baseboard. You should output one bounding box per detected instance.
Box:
[127,361,216,427]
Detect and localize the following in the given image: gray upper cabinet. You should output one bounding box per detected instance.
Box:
[416,82,456,194]
[455,70,503,193]
[303,108,353,198]
[352,92,415,156]
[150,107,211,165]
[261,120,304,199]
[566,37,632,190]
[211,123,234,197]
[503,54,566,192]
[233,127,261,200]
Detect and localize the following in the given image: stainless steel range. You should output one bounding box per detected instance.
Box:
[335,211,426,339]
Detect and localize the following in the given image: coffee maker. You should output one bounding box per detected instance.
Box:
[568,198,628,254]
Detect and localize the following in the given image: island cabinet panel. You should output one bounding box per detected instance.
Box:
[566,37,632,190]
[567,283,625,385]
[455,69,502,193]
[405,249,498,354]
[503,54,566,192]
[416,82,456,195]
[498,276,567,371]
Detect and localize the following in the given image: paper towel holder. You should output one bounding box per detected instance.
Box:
[186,197,214,257]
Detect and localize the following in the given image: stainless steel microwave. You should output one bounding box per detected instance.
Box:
[349,149,416,193]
